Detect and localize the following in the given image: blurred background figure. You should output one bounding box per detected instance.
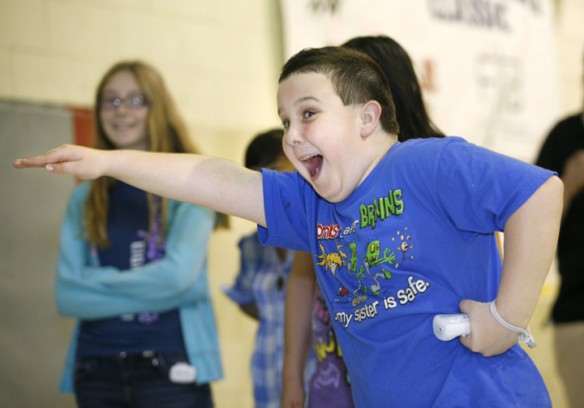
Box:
[222,129,313,408]
[535,49,584,408]
[343,35,445,142]
[56,60,222,407]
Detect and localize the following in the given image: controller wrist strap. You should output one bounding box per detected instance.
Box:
[489,301,536,349]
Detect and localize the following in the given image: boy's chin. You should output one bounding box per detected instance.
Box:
[312,184,347,203]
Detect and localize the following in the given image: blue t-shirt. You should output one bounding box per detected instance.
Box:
[259,137,553,407]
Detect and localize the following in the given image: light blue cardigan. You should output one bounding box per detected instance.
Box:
[57,182,223,392]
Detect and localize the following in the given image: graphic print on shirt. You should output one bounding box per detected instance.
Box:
[136,196,166,263]
[393,227,414,265]
[133,196,166,324]
[315,188,431,330]
[350,240,396,306]
[315,244,350,303]
[315,237,400,306]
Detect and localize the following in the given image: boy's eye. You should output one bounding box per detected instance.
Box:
[303,110,315,119]
[282,120,290,129]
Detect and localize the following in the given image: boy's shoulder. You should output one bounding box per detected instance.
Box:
[390,136,466,162]
[398,135,463,149]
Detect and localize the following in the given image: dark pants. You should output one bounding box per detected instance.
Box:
[74,351,213,408]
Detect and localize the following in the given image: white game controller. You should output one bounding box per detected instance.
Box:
[433,314,471,341]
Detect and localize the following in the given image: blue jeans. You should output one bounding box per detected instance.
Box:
[74,351,213,408]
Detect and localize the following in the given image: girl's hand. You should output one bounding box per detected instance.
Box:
[13,144,106,180]
[459,299,520,356]
[281,377,306,408]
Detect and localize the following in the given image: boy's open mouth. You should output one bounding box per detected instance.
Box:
[302,154,323,179]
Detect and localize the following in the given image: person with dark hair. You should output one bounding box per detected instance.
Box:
[15,46,562,407]
[535,51,584,408]
[342,35,444,141]
[222,129,312,408]
[51,61,222,407]
[244,129,290,169]
[283,35,445,408]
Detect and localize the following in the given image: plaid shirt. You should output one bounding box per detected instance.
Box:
[223,232,294,408]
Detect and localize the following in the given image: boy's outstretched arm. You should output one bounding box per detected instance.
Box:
[13,144,267,227]
[460,175,563,356]
[282,252,316,408]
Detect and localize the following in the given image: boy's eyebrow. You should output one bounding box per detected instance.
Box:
[278,96,320,115]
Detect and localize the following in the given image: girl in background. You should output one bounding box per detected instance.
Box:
[57,61,222,407]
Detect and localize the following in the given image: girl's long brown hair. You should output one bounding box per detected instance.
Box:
[86,61,200,247]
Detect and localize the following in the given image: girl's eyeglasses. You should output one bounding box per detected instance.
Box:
[100,94,149,110]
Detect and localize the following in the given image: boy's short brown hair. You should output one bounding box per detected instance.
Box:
[279,46,399,135]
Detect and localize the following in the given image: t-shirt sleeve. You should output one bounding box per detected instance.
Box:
[257,169,312,252]
[436,138,556,232]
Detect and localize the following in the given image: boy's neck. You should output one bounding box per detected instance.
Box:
[362,131,398,178]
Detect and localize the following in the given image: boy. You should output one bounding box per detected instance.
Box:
[14,47,562,407]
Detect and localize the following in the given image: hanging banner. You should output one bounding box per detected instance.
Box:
[280,0,560,162]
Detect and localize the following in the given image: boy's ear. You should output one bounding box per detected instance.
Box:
[360,101,382,138]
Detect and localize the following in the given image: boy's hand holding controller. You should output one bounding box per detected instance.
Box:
[434,300,536,357]
[458,299,528,357]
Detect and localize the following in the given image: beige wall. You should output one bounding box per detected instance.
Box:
[1,0,583,407]
[554,0,584,114]
[1,1,283,407]
[0,0,285,161]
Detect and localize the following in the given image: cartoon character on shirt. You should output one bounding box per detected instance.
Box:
[349,240,396,305]
[316,244,350,303]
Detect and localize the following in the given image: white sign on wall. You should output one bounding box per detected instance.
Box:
[280,0,560,162]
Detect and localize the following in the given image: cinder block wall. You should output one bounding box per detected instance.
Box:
[0,1,284,407]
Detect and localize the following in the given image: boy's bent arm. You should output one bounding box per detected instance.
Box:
[460,175,563,356]
[14,145,267,227]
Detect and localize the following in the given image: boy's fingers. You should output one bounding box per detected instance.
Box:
[13,156,48,168]
[13,145,85,172]
[458,299,479,352]
[13,145,68,168]
[459,298,473,314]
[12,159,25,168]
[45,162,61,173]
[46,161,79,176]
[459,332,472,349]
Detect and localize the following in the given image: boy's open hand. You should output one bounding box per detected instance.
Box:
[459,299,520,357]
[13,144,106,180]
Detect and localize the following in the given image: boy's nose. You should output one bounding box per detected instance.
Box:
[284,126,302,146]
